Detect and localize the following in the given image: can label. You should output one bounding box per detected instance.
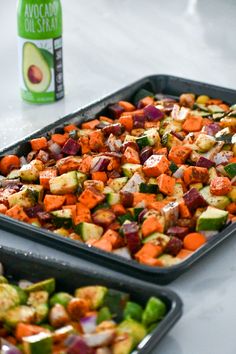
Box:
[18,36,64,103]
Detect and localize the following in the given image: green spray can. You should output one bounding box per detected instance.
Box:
[17,0,64,103]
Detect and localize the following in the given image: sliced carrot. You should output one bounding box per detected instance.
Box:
[138,96,154,107]
[107,157,120,171]
[56,156,81,175]
[102,229,124,248]
[142,215,164,237]
[168,146,192,165]
[179,200,192,218]
[210,177,232,196]
[133,193,156,207]
[118,101,136,112]
[156,174,175,196]
[154,147,168,156]
[91,171,108,183]
[81,119,100,130]
[0,204,7,214]
[78,155,93,175]
[16,323,49,341]
[226,203,236,215]
[176,248,193,260]
[135,244,163,264]
[0,155,21,176]
[99,116,113,123]
[44,195,66,212]
[30,137,48,151]
[229,157,236,164]
[183,232,206,251]
[78,187,105,209]
[122,147,140,164]
[118,115,133,132]
[143,155,170,177]
[91,238,113,252]
[148,200,169,212]
[64,124,78,132]
[39,168,58,189]
[89,130,104,152]
[80,136,90,154]
[64,193,77,205]
[206,99,222,105]
[51,133,69,146]
[111,204,126,215]
[75,202,91,224]
[183,166,209,185]
[6,205,29,222]
[182,116,203,132]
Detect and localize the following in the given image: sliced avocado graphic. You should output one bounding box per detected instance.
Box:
[23,42,51,93]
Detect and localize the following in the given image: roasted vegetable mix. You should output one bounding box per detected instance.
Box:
[0,270,167,354]
[0,91,236,267]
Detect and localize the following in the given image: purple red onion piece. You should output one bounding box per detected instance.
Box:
[0,339,21,354]
[165,237,183,256]
[203,123,221,136]
[102,124,124,136]
[133,114,145,128]
[25,204,44,218]
[183,188,208,212]
[91,157,110,172]
[80,315,97,334]
[166,226,189,240]
[121,141,139,153]
[144,105,164,121]
[61,138,80,156]
[140,146,153,165]
[121,222,141,254]
[108,104,124,119]
[196,156,214,168]
[65,335,93,354]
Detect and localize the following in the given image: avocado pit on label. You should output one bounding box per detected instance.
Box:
[28,65,43,84]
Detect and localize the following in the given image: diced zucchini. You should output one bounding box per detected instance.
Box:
[51,209,73,229]
[25,279,55,295]
[228,186,236,202]
[106,192,120,206]
[76,171,87,183]
[195,134,216,152]
[19,164,39,182]
[197,206,228,231]
[208,105,225,114]
[169,161,178,173]
[133,88,154,106]
[53,228,70,236]
[109,177,128,192]
[122,172,145,193]
[143,232,170,247]
[4,305,36,328]
[200,186,230,209]
[23,332,52,354]
[224,163,236,178]
[208,167,218,182]
[49,171,78,195]
[75,222,103,241]
[75,286,108,310]
[161,133,182,149]
[157,254,180,266]
[24,185,44,203]
[139,183,158,194]
[118,213,134,225]
[122,164,142,178]
[7,169,20,179]
[136,128,160,149]
[173,183,184,199]
[8,189,36,208]
[124,135,137,143]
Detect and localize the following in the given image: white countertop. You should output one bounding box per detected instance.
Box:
[0,0,236,353]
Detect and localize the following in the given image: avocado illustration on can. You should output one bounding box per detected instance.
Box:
[17,0,64,104]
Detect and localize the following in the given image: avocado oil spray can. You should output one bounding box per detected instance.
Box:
[17,0,64,103]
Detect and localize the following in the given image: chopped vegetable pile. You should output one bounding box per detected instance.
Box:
[0,271,166,353]
[0,90,235,267]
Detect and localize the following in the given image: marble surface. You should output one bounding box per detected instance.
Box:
[0,0,236,353]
